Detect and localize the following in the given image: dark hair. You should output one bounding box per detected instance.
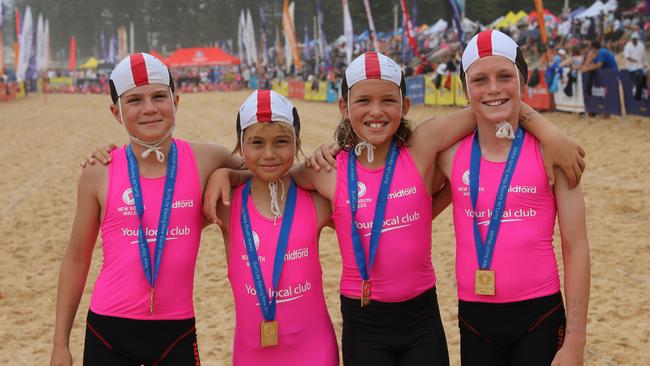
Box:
[335,74,413,150]
[233,107,304,159]
[591,40,601,49]
[110,69,176,104]
[459,47,528,93]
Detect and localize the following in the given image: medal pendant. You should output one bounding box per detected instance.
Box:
[149,288,155,314]
[474,270,496,296]
[260,320,279,347]
[360,280,372,307]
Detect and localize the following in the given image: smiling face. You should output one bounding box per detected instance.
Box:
[465,56,523,125]
[240,122,296,183]
[339,79,410,147]
[110,83,178,142]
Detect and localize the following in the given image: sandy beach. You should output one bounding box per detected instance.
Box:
[0,91,649,365]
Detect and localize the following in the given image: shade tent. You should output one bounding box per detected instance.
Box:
[575,0,618,18]
[165,47,240,67]
[79,57,99,69]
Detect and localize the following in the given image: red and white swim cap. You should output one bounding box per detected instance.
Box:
[345,51,402,88]
[238,90,295,131]
[110,53,172,102]
[461,30,519,73]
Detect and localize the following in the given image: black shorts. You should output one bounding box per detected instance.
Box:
[340,287,449,366]
[83,310,201,366]
[458,292,566,366]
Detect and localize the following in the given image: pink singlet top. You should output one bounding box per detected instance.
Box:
[451,132,560,303]
[228,184,338,366]
[90,139,203,320]
[332,147,435,302]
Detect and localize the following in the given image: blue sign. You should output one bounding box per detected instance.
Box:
[327,81,338,103]
[620,69,650,117]
[582,69,621,116]
[248,75,259,90]
[406,76,425,105]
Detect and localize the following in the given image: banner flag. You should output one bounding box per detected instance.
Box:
[400,0,419,57]
[68,35,76,71]
[362,0,379,51]
[342,0,354,64]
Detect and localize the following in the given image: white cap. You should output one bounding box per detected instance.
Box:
[238,90,295,131]
[631,32,640,39]
[110,53,171,101]
[462,30,519,73]
[345,51,402,88]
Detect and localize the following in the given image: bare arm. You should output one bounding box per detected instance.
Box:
[551,168,590,366]
[50,167,102,366]
[431,174,451,220]
[203,168,252,225]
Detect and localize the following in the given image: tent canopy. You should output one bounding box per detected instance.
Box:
[79,57,99,69]
[165,47,240,67]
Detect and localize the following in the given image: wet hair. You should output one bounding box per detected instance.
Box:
[233,107,304,160]
[459,47,528,93]
[110,69,176,104]
[335,73,413,150]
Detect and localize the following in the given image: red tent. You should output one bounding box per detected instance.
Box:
[527,9,559,23]
[165,47,240,67]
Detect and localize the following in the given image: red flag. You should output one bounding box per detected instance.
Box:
[399,0,419,57]
[69,36,76,70]
[534,0,548,45]
[15,8,20,41]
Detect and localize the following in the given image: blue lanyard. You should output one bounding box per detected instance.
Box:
[348,139,399,281]
[126,141,178,289]
[469,127,525,270]
[241,179,297,321]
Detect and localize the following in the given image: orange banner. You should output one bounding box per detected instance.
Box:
[534,0,548,45]
[68,36,76,70]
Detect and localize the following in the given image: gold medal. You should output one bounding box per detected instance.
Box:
[361,280,372,307]
[474,270,495,296]
[149,288,155,314]
[260,320,279,347]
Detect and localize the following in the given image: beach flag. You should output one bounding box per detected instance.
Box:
[399,0,419,57]
[534,0,548,46]
[259,6,269,66]
[0,0,4,28]
[0,0,4,75]
[237,10,245,64]
[316,0,329,65]
[303,22,311,61]
[449,0,465,48]
[282,0,301,72]
[118,26,127,60]
[68,35,76,70]
[246,9,258,66]
[342,0,354,64]
[45,19,50,70]
[275,25,283,67]
[16,6,32,81]
[129,22,134,55]
[362,0,379,52]
[36,14,46,73]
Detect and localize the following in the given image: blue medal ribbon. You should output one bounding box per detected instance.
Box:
[241,179,297,321]
[126,141,178,289]
[469,127,525,270]
[348,138,399,281]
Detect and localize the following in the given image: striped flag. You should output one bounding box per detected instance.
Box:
[362,0,379,51]
[282,0,301,72]
[342,0,353,64]
[399,0,419,57]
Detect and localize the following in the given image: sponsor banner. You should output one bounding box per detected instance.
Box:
[304,82,313,100]
[554,68,585,113]
[523,70,554,111]
[248,75,258,90]
[326,81,338,103]
[406,75,424,105]
[424,74,437,105]
[582,69,621,116]
[314,81,328,101]
[454,74,468,106]
[288,80,304,99]
[436,76,455,106]
[620,69,650,117]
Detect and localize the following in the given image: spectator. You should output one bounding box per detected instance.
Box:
[623,32,647,99]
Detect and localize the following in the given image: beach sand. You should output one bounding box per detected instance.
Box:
[0,91,648,365]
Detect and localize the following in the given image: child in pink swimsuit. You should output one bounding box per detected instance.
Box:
[437,30,590,365]
[50,53,241,366]
[213,90,338,365]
